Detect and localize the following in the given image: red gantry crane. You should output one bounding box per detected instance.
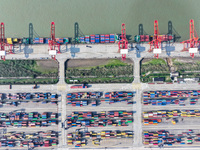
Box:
[0,22,13,61]
[181,19,199,58]
[148,20,162,59]
[118,23,128,60]
[48,22,60,60]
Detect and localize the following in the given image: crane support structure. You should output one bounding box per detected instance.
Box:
[148,20,162,59]
[0,22,13,61]
[48,22,60,60]
[181,19,199,58]
[118,23,128,60]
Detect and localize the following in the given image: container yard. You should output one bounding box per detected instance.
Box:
[143,90,200,99]
[0,88,60,149]
[0,131,58,148]
[67,91,134,107]
[142,90,200,149]
[66,111,133,128]
[66,91,134,148]
[143,129,200,148]
[67,92,103,99]
[0,111,58,128]
[67,130,133,148]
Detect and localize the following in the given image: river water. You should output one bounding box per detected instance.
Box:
[0,0,200,41]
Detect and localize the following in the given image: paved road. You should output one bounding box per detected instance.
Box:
[2,43,200,149]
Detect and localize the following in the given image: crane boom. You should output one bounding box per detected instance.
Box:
[0,22,13,61]
[181,19,199,58]
[118,23,128,60]
[149,20,162,59]
[48,22,60,60]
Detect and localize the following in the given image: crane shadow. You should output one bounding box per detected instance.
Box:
[134,44,145,58]
[23,45,33,58]
[12,44,23,54]
[60,44,68,53]
[164,43,175,56]
[70,44,80,58]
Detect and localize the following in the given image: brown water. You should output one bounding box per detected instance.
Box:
[0,0,200,41]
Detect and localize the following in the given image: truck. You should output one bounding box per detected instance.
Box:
[70,84,89,89]
[33,84,38,89]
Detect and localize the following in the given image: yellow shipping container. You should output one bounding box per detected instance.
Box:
[153,134,158,137]
[13,38,18,42]
[167,114,173,118]
[76,140,81,143]
[121,132,126,135]
[7,38,12,44]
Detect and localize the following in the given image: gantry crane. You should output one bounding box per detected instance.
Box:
[181,19,199,58]
[148,20,162,59]
[118,23,128,60]
[0,22,13,61]
[48,22,60,60]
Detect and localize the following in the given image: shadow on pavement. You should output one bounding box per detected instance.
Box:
[134,44,145,58]
[60,44,69,53]
[13,44,23,54]
[165,43,175,56]
[23,45,33,58]
[70,44,80,58]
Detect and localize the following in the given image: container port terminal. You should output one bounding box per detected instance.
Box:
[0,20,200,150]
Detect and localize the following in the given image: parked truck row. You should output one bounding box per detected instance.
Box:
[143,91,200,98]
[67,92,102,99]
[105,92,134,99]
[67,99,134,107]
[67,130,133,147]
[0,131,58,148]
[0,93,58,101]
[67,111,133,127]
[67,91,134,100]
[0,112,58,127]
[143,110,200,125]
[143,130,200,147]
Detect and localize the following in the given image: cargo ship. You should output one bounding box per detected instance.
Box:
[5,33,119,45]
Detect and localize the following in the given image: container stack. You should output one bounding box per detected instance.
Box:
[92,100,97,107]
[28,113,33,120]
[45,38,50,44]
[100,34,105,43]
[105,34,110,43]
[51,113,56,119]
[95,34,100,43]
[90,35,95,43]
[42,113,47,120]
[82,101,88,106]
[39,38,44,44]
[109,34,115,43]
[79,37,85,43]
[56,38,63,44]
[33,38,40,44]
[190,99,198,105]
[63,38,69,44]
[85,35,90,43]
